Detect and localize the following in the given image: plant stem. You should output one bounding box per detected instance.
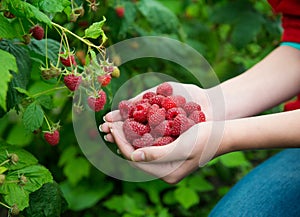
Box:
[44,115,52,131]
[0,201,11,209]
[0,159,10,167]
[51,22,103,50]
[30,86,67,99]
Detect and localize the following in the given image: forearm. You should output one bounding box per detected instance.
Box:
[210,46,300,120]
[217,110,300,156]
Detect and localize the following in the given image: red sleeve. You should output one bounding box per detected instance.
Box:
[268,0,300,43]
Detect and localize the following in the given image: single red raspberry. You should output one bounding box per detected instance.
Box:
[189,110,206,123]
[123,119,150,142]
[118,100,133,119]
[170,95,186,107]
[132,102,150,123]
[161,96,177,110]
[183,102,201,115]
[172,114,194,136]
[29,25,44,40]
[87,90,107,112]
[156,82,173,96]
[152,120,174,137]
[148,95,165,107]
[166,107,186,120]
[284,100,300,111]
[152,136,174,146]
[142,92,156,100]
[60,53,77,67]
[148,107,166,127]
[115,6,125,18]
[97,74,112,87]
[132,133,154,149]
[44,130,60,146]
[64,74,82,91]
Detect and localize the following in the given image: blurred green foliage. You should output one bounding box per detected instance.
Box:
[0,0,283,216]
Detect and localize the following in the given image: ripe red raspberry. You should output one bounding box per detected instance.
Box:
[123,119,150,142]
[97,74,112,87]
[115,6,125,18]
[153,136,174,146]
[29,25,44,40]
[166,107,186,120]
[87,90,107,112]
[156,82,173,96]
[118,100,133,119]
[189,110,206,123]
[148,95,165,107]
[44,130,60,146]
[60,53,77,67]
[64,74,82,91]
[132,133,154,149]
[284,99,300,111]
[183,102,201,115]
[161,97,177,110]
[142,92,156,100]
[148,107,166,127]
[170,95,186,107]
[132,102,150,123]
[172,114,194,136]
[152,120,174,137]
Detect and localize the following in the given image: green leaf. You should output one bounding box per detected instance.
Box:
[137,0,180,34]
[103,195,137,214]
[231,11,263,49]
[0,49,15,111]
[60,180,113,211]
[0,144,38,171]
[0,165,53,211]
[84,17,107,42]
[58,146,78,167]
[6,123,34,147]
[174,187,199,209]
[0,15,20,39]
[63,157,90,186]
[28,39,61,63]
[219,151,250,168]
[23,102,44,132]
[0,40,31,117]
[37,0,70,14]
[7,0,51,25]
[23,182,68,217]
[14,87,31,97]
[36,95,53,110]
[187,175,214,192]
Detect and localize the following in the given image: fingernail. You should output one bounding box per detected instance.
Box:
[131,150,145,162]
[103,116,106,122]
[103,135,108,141]
[99,125,103,132]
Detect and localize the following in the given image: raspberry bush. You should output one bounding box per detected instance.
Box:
[0,0,283,216]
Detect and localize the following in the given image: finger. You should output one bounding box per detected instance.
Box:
[99,122,113,133]
[104,110,123,122]
[103,133,115,143]
[110,121,135,159]
[131,125,202,163]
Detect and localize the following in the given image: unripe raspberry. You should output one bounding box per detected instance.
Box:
[0,174,6,185]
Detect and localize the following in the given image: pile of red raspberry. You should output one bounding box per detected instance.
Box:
[118,83,206,149]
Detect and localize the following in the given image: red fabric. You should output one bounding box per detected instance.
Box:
[268,0,300,43]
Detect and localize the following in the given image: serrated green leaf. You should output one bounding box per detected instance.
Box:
[60,180,113,211]
[0,49,15,111]
[0,144,38,171]
[84,17,107,41]
[188,175,214,192]
[219,151,250,168]
[174,187,199,209]
[0,40,31,117]
[23,102,44,132]
[0,165,53,211]
[24,182,68,217]
[28,39,61,63]
[0,166,8,174]
[63,157,90,186]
